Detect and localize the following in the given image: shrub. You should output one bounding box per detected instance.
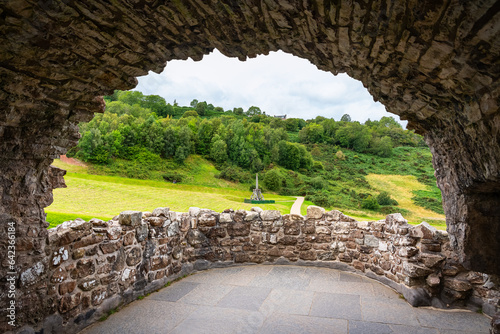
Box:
[310,176,326,189]
[218,165,252,183]
[335,150,346,160]
[361,195,380,210]
[181,110,198,118]
[162,172,183,182]
[263,169,283,191]
[377,191,398,206]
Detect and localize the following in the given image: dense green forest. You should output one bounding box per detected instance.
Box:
[69,90,442,216]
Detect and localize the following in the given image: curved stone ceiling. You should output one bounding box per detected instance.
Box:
[0,0,498,281]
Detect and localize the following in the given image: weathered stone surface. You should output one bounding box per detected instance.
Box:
[364,235,379,248]
[444,278,473,292]
[152,207,170,217]
[426,273,441,287]
[219,213,232,223]
[126,248,142,266]
[119,211,142,226]
[307,206,325,219]
[261,210,281,221]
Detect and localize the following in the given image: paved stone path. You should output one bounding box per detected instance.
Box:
[81,265,491,334]
[290,197,305,215]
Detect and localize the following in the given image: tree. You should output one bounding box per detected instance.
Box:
[362,195,380,210]
[377,191,398,206]
[182,110,199,118]
[190,99,199,108]
[118,91,144,106]
[370,136,393,157]
[246,106,262,116]
[210,139,228,163]
[195,101,207,116]
[298,123,324,143]
[143,94,167,116]
[335,122,371,152]
[263,169,282,191]
[340,114,351,122]
[196,119,214,155]
[233,107,244,115]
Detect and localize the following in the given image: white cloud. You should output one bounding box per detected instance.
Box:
[134,50,405,126]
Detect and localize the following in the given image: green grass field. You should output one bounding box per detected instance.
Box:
[47,159,296,226]
[48,157,446,230]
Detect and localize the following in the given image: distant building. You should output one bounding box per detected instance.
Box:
[273,115,287,119]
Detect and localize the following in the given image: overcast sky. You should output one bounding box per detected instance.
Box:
[134,49,405,125]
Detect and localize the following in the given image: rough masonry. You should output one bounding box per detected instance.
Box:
[0,0,499,332]
[6,206,500,333]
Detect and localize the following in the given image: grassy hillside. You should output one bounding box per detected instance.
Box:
[48,156,445,230]
[47,159,296,228]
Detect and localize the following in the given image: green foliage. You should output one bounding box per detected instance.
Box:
[298,123,324,143]
[263,169,283,191]
[217,165,252,183]
[74,90,440,219]
[362,195,380,210]
[340,114,351,122]
[377,191,398,206]
[412,189,444,214]
[182,110,199,118]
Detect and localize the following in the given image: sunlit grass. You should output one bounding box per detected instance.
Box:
[47,171,296,225]
[365,174,446,229]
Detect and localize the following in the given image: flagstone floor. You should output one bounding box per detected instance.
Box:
[80,265,491,334]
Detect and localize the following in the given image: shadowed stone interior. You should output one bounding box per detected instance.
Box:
[0,0,499,332]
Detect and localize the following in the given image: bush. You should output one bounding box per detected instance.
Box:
[218,165,252,183]
[335,150,346,160]
[162,172,183,183]
[181,110,199,118]
[263,169,283,191]
[361,195,380,210]
[310,176,326,189]
[307,192,333,208]
[377,191,398,206]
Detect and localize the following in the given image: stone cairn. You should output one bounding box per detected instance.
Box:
[9,206,499,333]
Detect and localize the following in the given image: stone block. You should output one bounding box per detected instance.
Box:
[70,259,95,279]
[152,207,170,217]
[59,281,76,295]
[386,213,408,226]
[426,273,440,287]
[244,211,260,221]
[100,240,123,254]
[188,207,201,217]
[135,223,148,242]
[51,267,67,284]
[59,292,81,314]
[299,250,317,261]
[402,262,433,278]
[219,212,232,223]
[261,210,281,221]
[411,222,437,239]
[126,247,142,266]
[307,206,325,219]
[198,213,217,227]
[364,234,379,248]
[78,278,99,291]
[119,211,142,226]
[148,217,165,227]
[444,277,472,292]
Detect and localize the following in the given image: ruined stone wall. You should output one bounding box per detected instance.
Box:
[5,206,498,333]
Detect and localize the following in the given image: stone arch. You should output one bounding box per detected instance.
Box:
[0,0,499,331]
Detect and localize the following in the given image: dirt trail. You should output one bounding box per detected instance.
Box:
[59,155,87,167]
[290,196,305,215]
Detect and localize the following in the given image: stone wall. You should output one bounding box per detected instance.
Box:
[6,206,498,333]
